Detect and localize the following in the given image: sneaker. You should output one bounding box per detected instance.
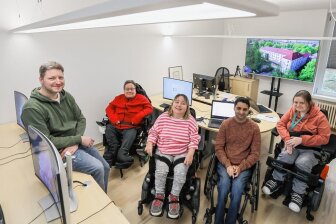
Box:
[262,178,282,195]
[150,194,164,216]
[168,194,180,219]
[289,192,304,213]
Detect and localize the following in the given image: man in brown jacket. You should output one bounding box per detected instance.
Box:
[214,97,261,224]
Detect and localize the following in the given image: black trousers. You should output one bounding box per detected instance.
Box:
[103,123,137,163]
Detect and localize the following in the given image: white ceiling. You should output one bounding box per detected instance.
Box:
[0,0,331,31]
[265,0,329,11]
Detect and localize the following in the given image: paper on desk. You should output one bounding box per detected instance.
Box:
[256,114,279,123]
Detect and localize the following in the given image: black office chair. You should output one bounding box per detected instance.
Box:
[215,67,231,93]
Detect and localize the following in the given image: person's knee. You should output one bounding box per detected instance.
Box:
[92,162,105,176]
[155,167,169,177]
[103,161,110,172]
[231,185,245,197]
[174,173,187,185]
[295,157,315,171]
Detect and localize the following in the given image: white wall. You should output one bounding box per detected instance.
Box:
[219,9,328,114]
[0,20,224,143]
[2,9,328,143]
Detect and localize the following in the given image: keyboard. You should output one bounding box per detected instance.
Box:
[257,104,272,113]
[208,118,224,129]
[160,103,170,108]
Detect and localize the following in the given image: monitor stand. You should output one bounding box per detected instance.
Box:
[38,153,78,222]
[38,194,61,222]
[19,133,29,143]
[65,153,78,212]
[38,192,78,222]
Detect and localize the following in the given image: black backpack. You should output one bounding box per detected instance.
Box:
[135,83,151,103]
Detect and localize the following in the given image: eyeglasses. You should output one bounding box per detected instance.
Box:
[125,88,136,91]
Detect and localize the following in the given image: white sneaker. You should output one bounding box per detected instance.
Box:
[288,192,303,213]
[262,179,281,195]
[262,186,271,195]
[289,202,301,213]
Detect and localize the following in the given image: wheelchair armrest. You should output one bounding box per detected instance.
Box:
[321,134,336,158]
[271,128,279,137]
[96,116,109,127]
[140,114,154,129]
[96,121,105,127]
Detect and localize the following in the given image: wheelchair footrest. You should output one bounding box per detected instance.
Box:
[115,161,133,169]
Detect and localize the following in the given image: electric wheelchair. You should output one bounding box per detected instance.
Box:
[137,107,201,224]
[97,114,153,178]
[97,83,154,177]
[262,110,336,221]
[203,153,260,224]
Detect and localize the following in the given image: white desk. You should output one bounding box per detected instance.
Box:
[0,123,129,224]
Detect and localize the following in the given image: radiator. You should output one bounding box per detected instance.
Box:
[316,101,336,129]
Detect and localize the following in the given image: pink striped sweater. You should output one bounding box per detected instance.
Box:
[148,112,200,155]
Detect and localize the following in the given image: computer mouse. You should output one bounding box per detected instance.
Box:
[251,117,261,123]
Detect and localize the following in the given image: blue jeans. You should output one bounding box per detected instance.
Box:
[215,163,252,224]
[72,146,110,192]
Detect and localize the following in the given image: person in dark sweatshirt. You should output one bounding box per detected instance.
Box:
[215,97,261,224]
[21,61,110,192]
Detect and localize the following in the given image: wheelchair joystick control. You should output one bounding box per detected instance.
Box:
[145,177,150,183]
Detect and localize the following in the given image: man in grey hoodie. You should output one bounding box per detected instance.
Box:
[21,61,110,192]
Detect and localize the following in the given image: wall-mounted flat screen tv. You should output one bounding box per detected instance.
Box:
[244,38,320,83]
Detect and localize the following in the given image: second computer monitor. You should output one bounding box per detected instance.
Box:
[192,73,216,94]
[163,77,193,105]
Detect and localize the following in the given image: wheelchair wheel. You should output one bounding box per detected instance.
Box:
[204,153,216,197]
[203,208,212,224]
[255,161,260,211]
[191,178,201,216]
[140,173,152,202]
[192,215,197,224]
[138,201,143,215]
[310,182,325,211]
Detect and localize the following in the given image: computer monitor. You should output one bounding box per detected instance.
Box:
[14,91,29,142]
[192,73,216,94]
[14,91,28,130]
[163,77,193,105]
[28,125,78,224]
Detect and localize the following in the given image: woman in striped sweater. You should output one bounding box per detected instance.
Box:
[145,94,200,218]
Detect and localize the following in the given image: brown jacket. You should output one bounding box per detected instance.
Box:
[215,117,261,171]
